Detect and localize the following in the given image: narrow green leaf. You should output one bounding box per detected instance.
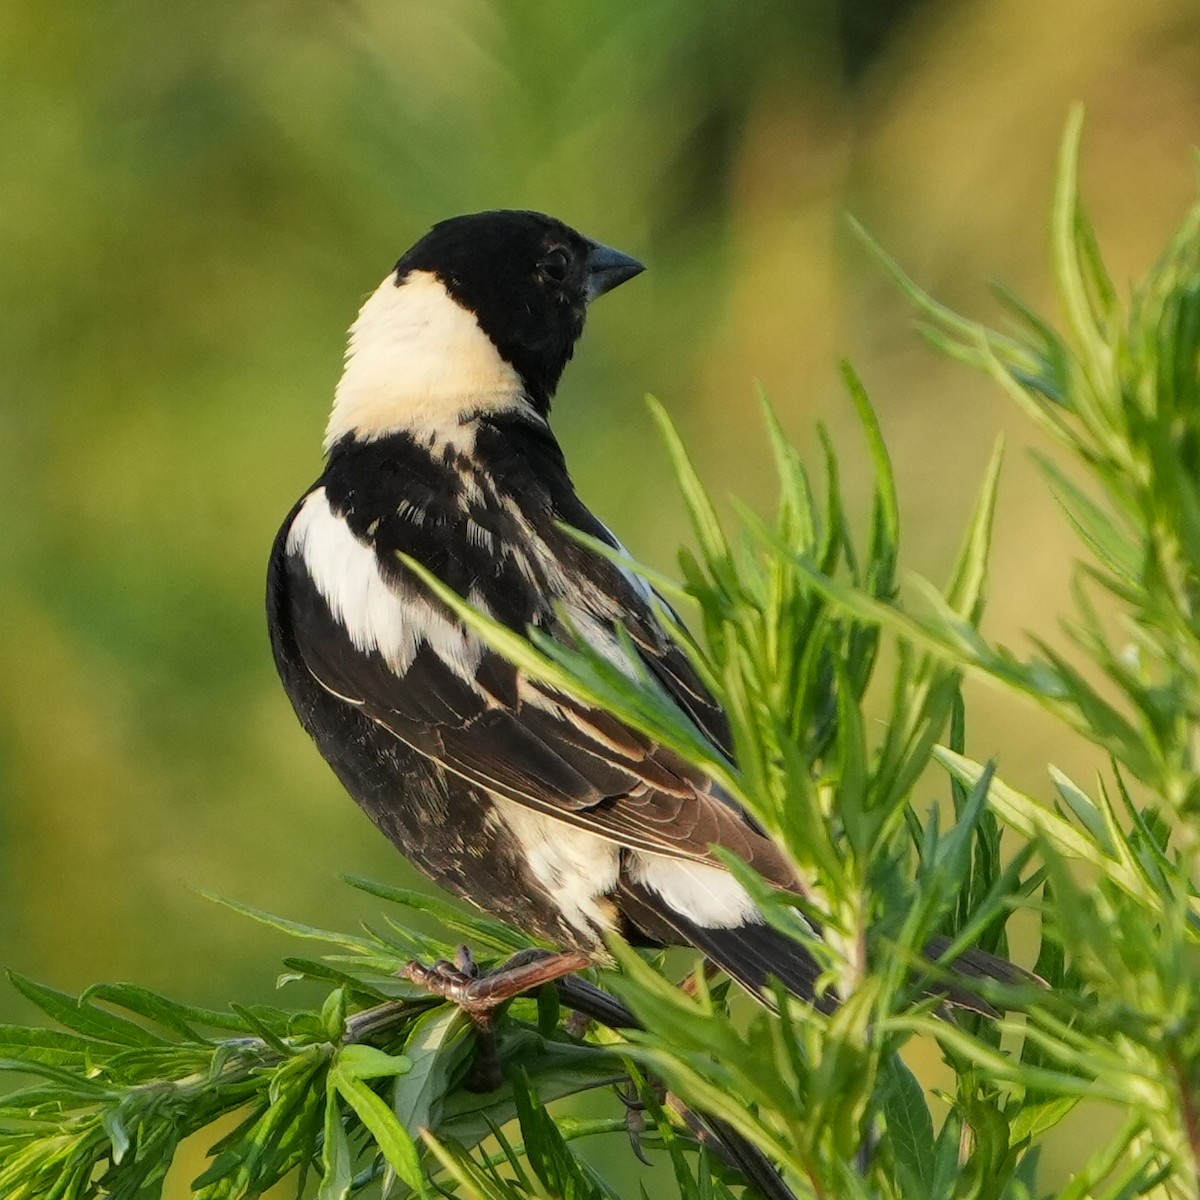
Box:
[336,1044,411,1081]
[1052,105,1110,377]
[422,1132,515,1200]
[344,877,532,955]
[6,973,166,1048]
[1048,766,1115,854]
[78,984,265,1040]
[318,1087,353,1200]
[841,360,899,595]
[934,748,1157,901]
[0,1025,101,1068]
[333,1071,425,1193]
[646,394,730,570]
[944,436,1003,623]
[394,1007,471,1140]
[1039,454,1140,580]
[201,895,380,955]
[878,1056,934,1192]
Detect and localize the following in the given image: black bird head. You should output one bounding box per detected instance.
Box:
[393,210,644,412]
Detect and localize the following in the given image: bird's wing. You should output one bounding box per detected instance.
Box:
[281,501,792,886]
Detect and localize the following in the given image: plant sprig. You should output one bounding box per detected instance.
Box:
[4,112,1200,1197]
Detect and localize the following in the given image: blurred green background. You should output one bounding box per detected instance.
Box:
[2,0,1199,1192]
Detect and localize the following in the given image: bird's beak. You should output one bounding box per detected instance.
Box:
[584,241,645,302]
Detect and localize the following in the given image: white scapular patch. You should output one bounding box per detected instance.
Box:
[490,797,620,937]
[287,489,484,680]
[630,852,762,929]
[325,269,535,450]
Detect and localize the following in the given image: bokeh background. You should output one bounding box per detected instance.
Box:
[3,0,1199,1193]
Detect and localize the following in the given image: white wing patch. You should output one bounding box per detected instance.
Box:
[489,797,620,936]
[325,270,536,450]
[287,489,484,681]
[630,852,762,929]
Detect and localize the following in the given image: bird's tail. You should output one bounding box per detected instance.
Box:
[618,878,1028,1015]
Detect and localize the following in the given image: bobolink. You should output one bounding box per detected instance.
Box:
[267,210,1013,1010]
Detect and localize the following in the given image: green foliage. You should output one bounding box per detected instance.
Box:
[4,115,1200,1198]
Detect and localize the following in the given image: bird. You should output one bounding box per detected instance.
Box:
[266,209,1018,1016]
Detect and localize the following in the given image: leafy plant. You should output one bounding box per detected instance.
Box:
[3,110,1199,1198]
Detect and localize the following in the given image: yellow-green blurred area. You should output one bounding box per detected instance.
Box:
[3,0,1199,1193]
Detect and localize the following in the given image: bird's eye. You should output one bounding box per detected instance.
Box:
[539,247,571,282]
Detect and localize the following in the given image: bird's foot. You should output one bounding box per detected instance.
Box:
[401,946,591,1016]
[402,946,591,1093]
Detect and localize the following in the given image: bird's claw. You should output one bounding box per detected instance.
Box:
[626,1105,652,1166]
[453,944,480,978]
[613,1079,645,1112]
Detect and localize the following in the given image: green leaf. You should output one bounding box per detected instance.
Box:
[202,894,381,955]
[943,435,1003,624]
[1048,766,1114,854]
[320,988,347,1042]
[646,394,730,573]
[842,361,899,594]
[1038,454,1140,581]
[394,1007,472,1140]
[0,1025,104,1069]
[318,1087,353,1200]
[422,1132,518,1200]
[277,957,390,1001]
[6,973,167,1048]
[332,1070,426,1193]
[878,1055,935,1192]
[78,983,260,1040]
[344,877,533,955]
[1052,105,1110,376]
[934,748,1158,906]
[1008,1096,1078,1142]
[335,1044,411,1081]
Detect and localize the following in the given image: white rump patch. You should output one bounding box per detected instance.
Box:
[490,797,620,937]
[630,852,762,929]
[287,489,484,680]
[325,269,534,450]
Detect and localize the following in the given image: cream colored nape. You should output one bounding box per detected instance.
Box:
[324,269,530,451]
